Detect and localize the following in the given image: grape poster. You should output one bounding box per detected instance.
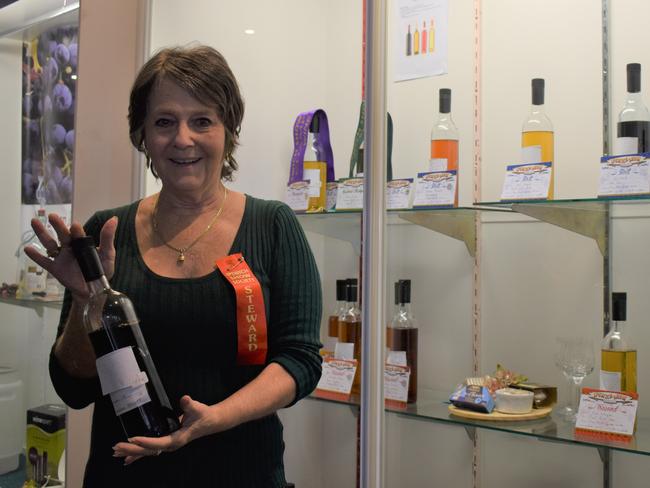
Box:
[21,25,77,205]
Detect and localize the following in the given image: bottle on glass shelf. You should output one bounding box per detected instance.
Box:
[616,63,650,154]
[406,25,412,56]
[428,19,435,53]
[338,278,361,394]
[71,236,181,438]
[430,88,458,172]
[16,208,48,299]
[387,279,418,403]
[421,21,427,54]
[522,78,554,198]
[304,116,327,212]
[323,279,347,357]
[414,25,420,55]
[601,292,637,393]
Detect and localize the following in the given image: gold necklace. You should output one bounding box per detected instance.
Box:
[152,187,228,264]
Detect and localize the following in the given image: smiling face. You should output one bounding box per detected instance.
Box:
[144,78,225,199]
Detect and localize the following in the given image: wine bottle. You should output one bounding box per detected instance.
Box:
[406,25,412,56]
[414,25,420,55]
[428,19,435,53]
[600,292,637,393]
[303,116,327,212]
[323,279,347,357]
[616,63,650,154]
[16,208,48,298]
[387,280,418,403]
[337,278,361,394]
[522,78,554,198]
[71,236,180,438]
[430,88,459,172]
[421,21,427,54]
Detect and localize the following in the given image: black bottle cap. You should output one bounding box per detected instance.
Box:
[612,292,627,321]
[394,281,400,305]
[532,78,545,105]
[399,279,411,304]
[439,88,451,114]
[70,236,104,282]
[336,279,347,301]
[309,115,320,133]
[627,63,641,93]
[346,278,358,302]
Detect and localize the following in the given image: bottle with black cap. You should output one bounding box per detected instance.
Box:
[600,292,637,393]
[430,88,459,173]
[322,279,347,357]
[521,78,554,198]
[304,115,327,211]
[71,236,180,438]
[387,280,419,403]
[617,63,650,153]
[337,278,361,394]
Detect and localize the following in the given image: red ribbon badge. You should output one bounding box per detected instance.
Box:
[215,253,268,365]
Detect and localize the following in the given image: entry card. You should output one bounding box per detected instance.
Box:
[336,178,364,210]
[326,181,338,211]
[575,388,638,438]
[413,171,457,207]
[315,357,358,399]
[500,162,552,201]
[598,154,650,197]
[285,181,310,212]
[384,363,410,407]
[386,178,414,209]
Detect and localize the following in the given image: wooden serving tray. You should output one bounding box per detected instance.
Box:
[448,404,553,421]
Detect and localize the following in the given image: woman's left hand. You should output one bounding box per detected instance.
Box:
[112,395,215,465]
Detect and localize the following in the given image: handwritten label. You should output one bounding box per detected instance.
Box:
[384,363,410,406]
[413,171,457,207]
[500,162,552,201]
[285,181,310,211]
[336,178,364,210]
[315,358,358,397]
[575,388,638,437]
[598,154,650,197]
[386,178,413,209]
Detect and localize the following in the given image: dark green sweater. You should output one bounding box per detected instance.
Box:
[49,195,322,487]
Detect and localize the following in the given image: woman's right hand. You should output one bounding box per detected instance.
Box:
[24,214,118,302]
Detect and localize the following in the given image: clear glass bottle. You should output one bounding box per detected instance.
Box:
[522,78,554,197]
[601,292,637,393]
[16,208,48,299]
[338,278,361,394]
[386,280,419,403]
[430,88,458,173]
[71,236,181,438]
[324,279,347,356]
[617,63,650,153]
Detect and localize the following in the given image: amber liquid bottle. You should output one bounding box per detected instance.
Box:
[601,292,637,393]
[386,280,418,403]
[338,279,361,394]
[324,279,347,356]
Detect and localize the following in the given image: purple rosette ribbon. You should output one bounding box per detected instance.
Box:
[288,109,335,184]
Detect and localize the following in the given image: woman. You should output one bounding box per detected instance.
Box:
[26,45,322,487]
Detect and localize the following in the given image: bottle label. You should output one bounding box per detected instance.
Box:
[215,253,268,366]
[600,370,622,391]
[96,346,151,415]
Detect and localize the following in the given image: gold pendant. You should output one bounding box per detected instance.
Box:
[178,251,185,263]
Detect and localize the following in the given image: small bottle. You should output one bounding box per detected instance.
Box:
[387,280,419,403]
[323,279,347,357]
[71,236,181,438]
[617,63,650,153]
[16,208,48,298]
[304,116,327,211]
[413,25,420,55]
[406,25,412,56]
[421,21,427,54]
[356,140,364,178]
[428,19,435,53]
[430,88,459,172]
[338,278,361,394]
[600,292,637,393]
[521,78,554,198]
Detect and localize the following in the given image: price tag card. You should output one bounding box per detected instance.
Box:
[285,181,310,212]
[500,162,552,201]
[575,388,638,438]
[598,154,650,197]
[326,181,338,211]
[315,357,358,401]
[335,178,364,210]
[386,179,414,210]
[384,363,410,408]
[412,171,457,208]
[429,158,448,172]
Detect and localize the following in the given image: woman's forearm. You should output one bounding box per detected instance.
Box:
[54,300,97,378]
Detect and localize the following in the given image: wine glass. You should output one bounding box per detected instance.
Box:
[553,337,595,421]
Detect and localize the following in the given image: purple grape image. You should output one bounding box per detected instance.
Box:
[21,24,78,204]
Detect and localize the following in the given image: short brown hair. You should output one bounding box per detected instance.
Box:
[128,45,244,181]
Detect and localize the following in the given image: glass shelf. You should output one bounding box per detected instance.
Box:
[308,389,650,457]
[0,295,63,310]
